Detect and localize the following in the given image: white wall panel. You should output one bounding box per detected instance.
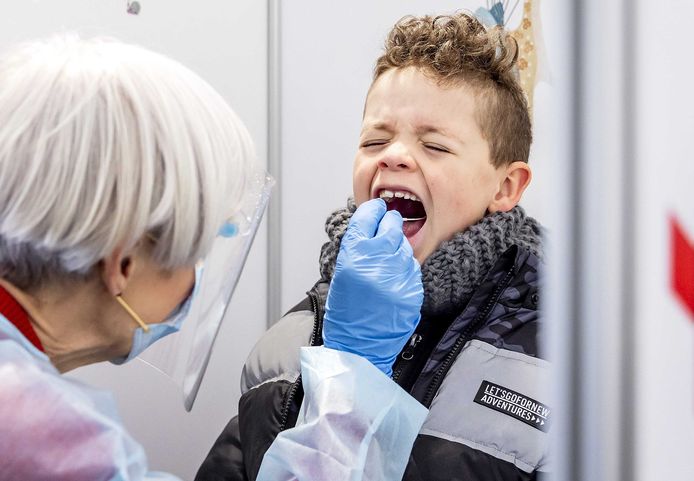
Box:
[544,0,694,478]
[634,0,694,478]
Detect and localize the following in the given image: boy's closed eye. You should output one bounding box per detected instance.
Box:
[360,139,390,149]
[422,142,451,154]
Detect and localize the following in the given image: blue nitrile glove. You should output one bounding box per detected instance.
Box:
[322,198,424,377]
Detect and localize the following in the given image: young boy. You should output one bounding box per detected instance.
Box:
[199,12,548,480]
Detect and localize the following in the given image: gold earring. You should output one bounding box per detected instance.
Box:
[115,295,150,332]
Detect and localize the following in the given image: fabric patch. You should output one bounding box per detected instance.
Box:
[474,380,550,432]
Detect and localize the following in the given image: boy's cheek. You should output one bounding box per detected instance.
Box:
[351,176,366,204]
[352,166,373,205]
[353,190,369,206]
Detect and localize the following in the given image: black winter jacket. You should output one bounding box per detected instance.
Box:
[196,245,550,481]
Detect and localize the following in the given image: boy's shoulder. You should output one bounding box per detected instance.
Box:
[240,302,315,394]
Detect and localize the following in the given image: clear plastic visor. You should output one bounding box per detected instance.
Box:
[138,168,274,411]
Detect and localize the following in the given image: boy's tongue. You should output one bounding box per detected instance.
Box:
[402,218,426,238]
[385,197,426,239]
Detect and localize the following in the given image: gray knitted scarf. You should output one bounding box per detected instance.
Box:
[319,198,544,318]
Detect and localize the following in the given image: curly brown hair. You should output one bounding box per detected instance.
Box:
[373,12,531,166]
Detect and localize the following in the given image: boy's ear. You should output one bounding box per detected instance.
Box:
[488,161,532,213]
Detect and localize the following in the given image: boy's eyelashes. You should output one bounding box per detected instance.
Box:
[360,139,389,148]
[423,143,451,154]
[360,139,452,154]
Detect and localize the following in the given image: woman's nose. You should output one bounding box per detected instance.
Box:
[377,142,416,171]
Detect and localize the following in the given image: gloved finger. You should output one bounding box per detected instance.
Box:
[347,198,387,238]
[396,237,423,296]
[374,210,405,251]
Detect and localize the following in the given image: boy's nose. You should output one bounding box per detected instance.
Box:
[377,143,416,171]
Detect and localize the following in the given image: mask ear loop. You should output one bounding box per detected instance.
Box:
[115,295,150,332]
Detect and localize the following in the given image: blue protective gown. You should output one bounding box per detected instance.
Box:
[0,313,427,480]
[0,315,180,480]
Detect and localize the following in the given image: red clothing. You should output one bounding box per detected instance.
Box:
[0,285,44,352]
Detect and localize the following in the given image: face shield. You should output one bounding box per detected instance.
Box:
[137,167,274,411]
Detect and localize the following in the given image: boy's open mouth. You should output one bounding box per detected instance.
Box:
[377,189,427,238]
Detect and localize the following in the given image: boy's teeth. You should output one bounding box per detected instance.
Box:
[378,189,419,202]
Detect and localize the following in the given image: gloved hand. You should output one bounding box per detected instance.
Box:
[322,198,424,377]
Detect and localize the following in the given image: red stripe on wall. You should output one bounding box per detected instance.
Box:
[671,216,694,321]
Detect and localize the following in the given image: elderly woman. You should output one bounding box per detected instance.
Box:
[0,36,426,481]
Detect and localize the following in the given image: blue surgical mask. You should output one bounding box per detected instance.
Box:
[112,264,203,364]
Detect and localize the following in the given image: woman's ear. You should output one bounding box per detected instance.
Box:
[488,161,532,213]
[99,246,135,296]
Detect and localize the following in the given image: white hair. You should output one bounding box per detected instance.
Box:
[0,34,254,289]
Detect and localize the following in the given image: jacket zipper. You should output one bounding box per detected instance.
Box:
[278,374,301,431]
[392,333,423,383]
[421,267,515,407]
[279,289,321,431]
[308,290,322,347]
